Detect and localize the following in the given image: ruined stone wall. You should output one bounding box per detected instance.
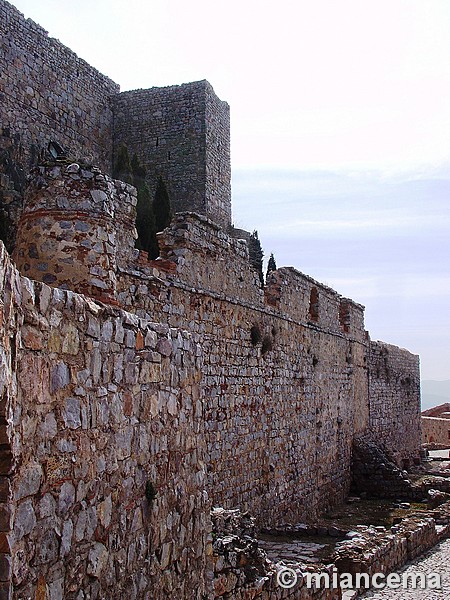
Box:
[0,0,118,174]
[368,341,421,467]
[422,417,450,446]
[0,163,424,595]
[118,213,370,524]
[265,268,365,338]
[112,81,232,229]
[0,241,211,599]
[157,212,262,302]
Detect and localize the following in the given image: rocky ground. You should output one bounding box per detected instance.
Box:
[212,455,450,599]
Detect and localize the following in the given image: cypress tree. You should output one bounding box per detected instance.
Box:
[131,152,146,181]
[249,230,264,287]
[130,153,159,259]
[113,149,172,258]
[113,145,133,184]
[135,180,159,259]
[153,176,172,232]
[266,253,277,279]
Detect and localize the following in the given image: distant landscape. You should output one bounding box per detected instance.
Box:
[421,380,450,411]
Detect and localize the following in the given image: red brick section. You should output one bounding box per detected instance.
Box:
[149,259,177,274]
[422,403,450,418]
[137,250,177,274]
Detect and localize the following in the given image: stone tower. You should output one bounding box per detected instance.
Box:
[113,80,232,230]
[13,163,137,303]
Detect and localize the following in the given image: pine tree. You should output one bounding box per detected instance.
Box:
[249,230,264,287]
[266,253,277,279]
[153,176,172,232]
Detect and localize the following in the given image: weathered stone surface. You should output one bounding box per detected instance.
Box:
[87,543,108,578]
[14,499,36,540]
[50,362,70,394]
[62,397,81,430]
[14,462,42,500]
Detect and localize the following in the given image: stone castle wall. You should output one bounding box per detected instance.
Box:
[0,242,211,599]
[0,0,119,173]
[0,159,422,600]
[368,341,421,467]
[0,3,424,596]
[0,1,232,251]
[115,211,419,524]
[112,81,232,229]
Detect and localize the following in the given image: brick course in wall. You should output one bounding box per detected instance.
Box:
[12,164,137,304]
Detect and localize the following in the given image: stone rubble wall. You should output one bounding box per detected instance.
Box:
[0,171,23,254]
[156,212,263,303]
[265,269,366,341]
[0,241,211,599]
[351,436,419,500]
[0,0,119,173]
[212,505,450,599]
[333,517,439,594]
[0,241,19,600]
[368,342,421,467]
[422,417,450,446]
[212,508,341,600]
[112,81,232,229]
[0,164,424,595]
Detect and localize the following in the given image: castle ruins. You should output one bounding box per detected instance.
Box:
[0,1,422,598]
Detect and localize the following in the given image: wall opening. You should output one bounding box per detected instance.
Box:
[339,300,350,333]
[309,287,319,322]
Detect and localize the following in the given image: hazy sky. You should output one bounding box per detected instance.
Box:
[9,0,450,380]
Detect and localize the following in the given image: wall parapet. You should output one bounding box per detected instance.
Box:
[266,266,366,341]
